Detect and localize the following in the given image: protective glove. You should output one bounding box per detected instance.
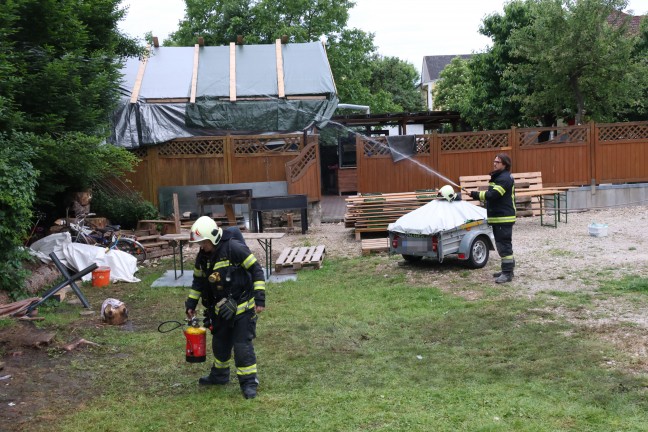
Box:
[218,298,237,320]
[469,191,480,200]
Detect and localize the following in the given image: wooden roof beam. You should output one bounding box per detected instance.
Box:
[275,39,285,98]
[229,42,236,102]
[190,43,200,103]
[130,44,151,104]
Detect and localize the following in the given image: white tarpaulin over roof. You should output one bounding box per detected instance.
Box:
[388,199,487,236]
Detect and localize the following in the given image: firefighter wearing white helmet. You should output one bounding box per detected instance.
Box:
[189,216,223,245]
[185,216,265,399]
[439,185,457,202]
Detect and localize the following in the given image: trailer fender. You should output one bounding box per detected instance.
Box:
[458,231,494,257]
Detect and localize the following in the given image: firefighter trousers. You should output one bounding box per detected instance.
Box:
[211,309,258,387]
[492,224,515,273]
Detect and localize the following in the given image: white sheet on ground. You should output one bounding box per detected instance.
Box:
[388,199,487,235]
[28,232,72,265]
[29,233,140,283]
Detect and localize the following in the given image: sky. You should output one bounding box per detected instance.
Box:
[119,0,648,69]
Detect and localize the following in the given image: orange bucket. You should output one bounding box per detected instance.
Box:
[92,266,111,287]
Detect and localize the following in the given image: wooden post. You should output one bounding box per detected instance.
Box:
[172,193,181,234]
[589,120,597,187]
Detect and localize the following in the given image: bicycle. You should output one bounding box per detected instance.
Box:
[65,213,148,263]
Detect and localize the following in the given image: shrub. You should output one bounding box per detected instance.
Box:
[90,186,159,230]
[0,132,38,298]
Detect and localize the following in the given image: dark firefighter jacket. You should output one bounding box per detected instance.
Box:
[185,229,265,315]
[477,169,516,225]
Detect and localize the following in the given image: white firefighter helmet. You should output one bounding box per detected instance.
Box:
[189,216,223,245]
[439,185,457,202]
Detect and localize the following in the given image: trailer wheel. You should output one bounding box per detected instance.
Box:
[402,254,423,262]
[467,236,489,269]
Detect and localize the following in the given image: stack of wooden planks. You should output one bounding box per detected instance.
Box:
[344,190,439,240]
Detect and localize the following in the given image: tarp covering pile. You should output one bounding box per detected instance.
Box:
[388,199,487,235]
[111,42,339,148]
[29,233,140,283]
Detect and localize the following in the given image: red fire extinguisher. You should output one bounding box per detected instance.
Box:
[157,318,207,363]
[184,323,207,363]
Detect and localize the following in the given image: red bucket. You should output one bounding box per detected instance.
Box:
[92,266,111,287]
[184,327,207,363]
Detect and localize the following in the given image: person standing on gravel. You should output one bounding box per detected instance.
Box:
[470,153,516,283]
[185,216,266,399]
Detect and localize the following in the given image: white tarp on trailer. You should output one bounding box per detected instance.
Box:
[388,199,487,235]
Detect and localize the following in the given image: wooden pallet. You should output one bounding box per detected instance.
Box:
[275,245,325,271]
[361,238,389,256]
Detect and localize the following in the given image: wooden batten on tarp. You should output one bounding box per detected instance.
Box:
[229,42,236,102]
[275,39,285,98]
[190,43,200,103]
[130,45,151,104]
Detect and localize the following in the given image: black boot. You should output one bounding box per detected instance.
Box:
[240,376,259,399]
[198,366,229,385]
[495,272,513,284]
[241,383,257,399]
[493,271,514,278]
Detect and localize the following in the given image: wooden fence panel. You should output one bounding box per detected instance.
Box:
[125,121,648,207]
[356,135,437,193]
[286,142,321,201]
[230,135,304,183]
[595,121,648,184]
[514,125,591,187]
[122,147,152,201]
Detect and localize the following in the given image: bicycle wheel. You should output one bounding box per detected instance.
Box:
[115,238,147,263]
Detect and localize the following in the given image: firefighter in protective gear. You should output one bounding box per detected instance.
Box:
[438,185,458,202]
[185,216,266,399]
[469,153,516,283]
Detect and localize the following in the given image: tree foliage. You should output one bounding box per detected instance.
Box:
[509,0,641,124]
[433,0,648,129]
[168,0,353,46]
[0,0,147,295]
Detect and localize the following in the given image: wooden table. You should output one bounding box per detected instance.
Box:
[243,232,285,280]
[196,189,252,227]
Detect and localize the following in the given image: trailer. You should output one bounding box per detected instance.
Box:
[389,219,495,268]
[387,198,496,268]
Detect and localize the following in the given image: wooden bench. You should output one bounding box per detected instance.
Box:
[460,171,565,220]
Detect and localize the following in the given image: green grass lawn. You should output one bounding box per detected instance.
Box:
[11,256,648,431]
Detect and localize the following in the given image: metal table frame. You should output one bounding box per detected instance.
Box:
[539,191,568,228]
[242,232,285,280]
[160,234,190,280]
